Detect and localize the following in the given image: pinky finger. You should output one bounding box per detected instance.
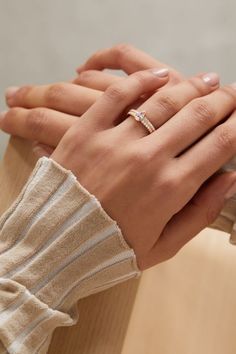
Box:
[146,171,236,269]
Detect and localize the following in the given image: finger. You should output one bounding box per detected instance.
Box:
[118,72,220,139]
[0,107,77,146]
[5,83,102,116]
[177,106,236,186]
[76,44,182,84]
[147,171,236,269]
[82,68,170,129]
[73,70,122,90]
[32,142,54,158]
[148,84,236,158]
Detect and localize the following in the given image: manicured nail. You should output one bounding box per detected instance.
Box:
[0,111,7,122]
[225,180,236,200]
[229,82,236,90]
[151,68,169,78]
[5,86,19,100]
[202,73,219,87]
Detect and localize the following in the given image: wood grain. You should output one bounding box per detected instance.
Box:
[1,137,236,354]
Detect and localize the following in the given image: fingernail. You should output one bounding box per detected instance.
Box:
[225,180,236,200]
[5,86,19,100]
[0,111,7,122]
[151,68,169,78]
[229,82,236,90]
[202,73,220,87]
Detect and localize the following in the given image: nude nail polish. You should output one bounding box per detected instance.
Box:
[202,73,220,87]
[151,68,169,77]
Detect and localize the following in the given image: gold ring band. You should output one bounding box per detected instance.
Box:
[128,109,155,134]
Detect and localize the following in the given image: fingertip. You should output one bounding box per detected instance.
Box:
[5,87,19,106]
[202,72,220,88]
[150,68,169,79]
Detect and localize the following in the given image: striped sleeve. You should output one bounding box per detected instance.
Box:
[0,156,141,354]
[209,158,236,244]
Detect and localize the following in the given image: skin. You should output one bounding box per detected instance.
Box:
[1,44,184,151]
[50,71,236,270]
[1,45,236,270]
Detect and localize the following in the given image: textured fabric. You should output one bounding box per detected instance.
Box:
[210,157,236,244]
[0,157,141,354]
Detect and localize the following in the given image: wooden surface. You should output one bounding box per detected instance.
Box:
[1,137,236,354]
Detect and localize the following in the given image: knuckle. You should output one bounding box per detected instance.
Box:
[26,108,48,134]
[46,83,66,106]
[220,86,236,102]
[12,85,32,102]
[190,98,215,126]
[105,84,127,102]
[85,49,104,65]
[188,77,206,95]
[157,173,179,192]
[113,43,133,61]
[170,73,182,85]
[217,87,236,111]
[132,71,149,88]
[94,134,115,157]
[5,86,32,106]
[155,94,180,116]
[213,125,236,152]
[129,149,149,167]
[163,176,179,191]
[77,70,95,83]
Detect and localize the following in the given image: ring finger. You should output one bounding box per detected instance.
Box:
[117,72,220,139]
[147,84,236,159]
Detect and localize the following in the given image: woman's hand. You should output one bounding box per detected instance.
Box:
[75,43,183,86]
[0,83,103,148]
[0,45,183,151]
[46,68,236,270]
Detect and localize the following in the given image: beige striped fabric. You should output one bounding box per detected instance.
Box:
[0,157,141,354]
[210,156,236,244]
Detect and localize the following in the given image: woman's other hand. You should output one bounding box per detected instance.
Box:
[49,69,236,270]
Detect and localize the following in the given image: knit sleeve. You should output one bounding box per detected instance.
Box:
[0,156,141,354]
[209,158,236,244]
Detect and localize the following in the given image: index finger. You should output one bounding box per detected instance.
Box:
[76,44,183,85]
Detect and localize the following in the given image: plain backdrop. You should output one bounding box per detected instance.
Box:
[0,0,235,159]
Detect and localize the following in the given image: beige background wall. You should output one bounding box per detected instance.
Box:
[0,0,235,159]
